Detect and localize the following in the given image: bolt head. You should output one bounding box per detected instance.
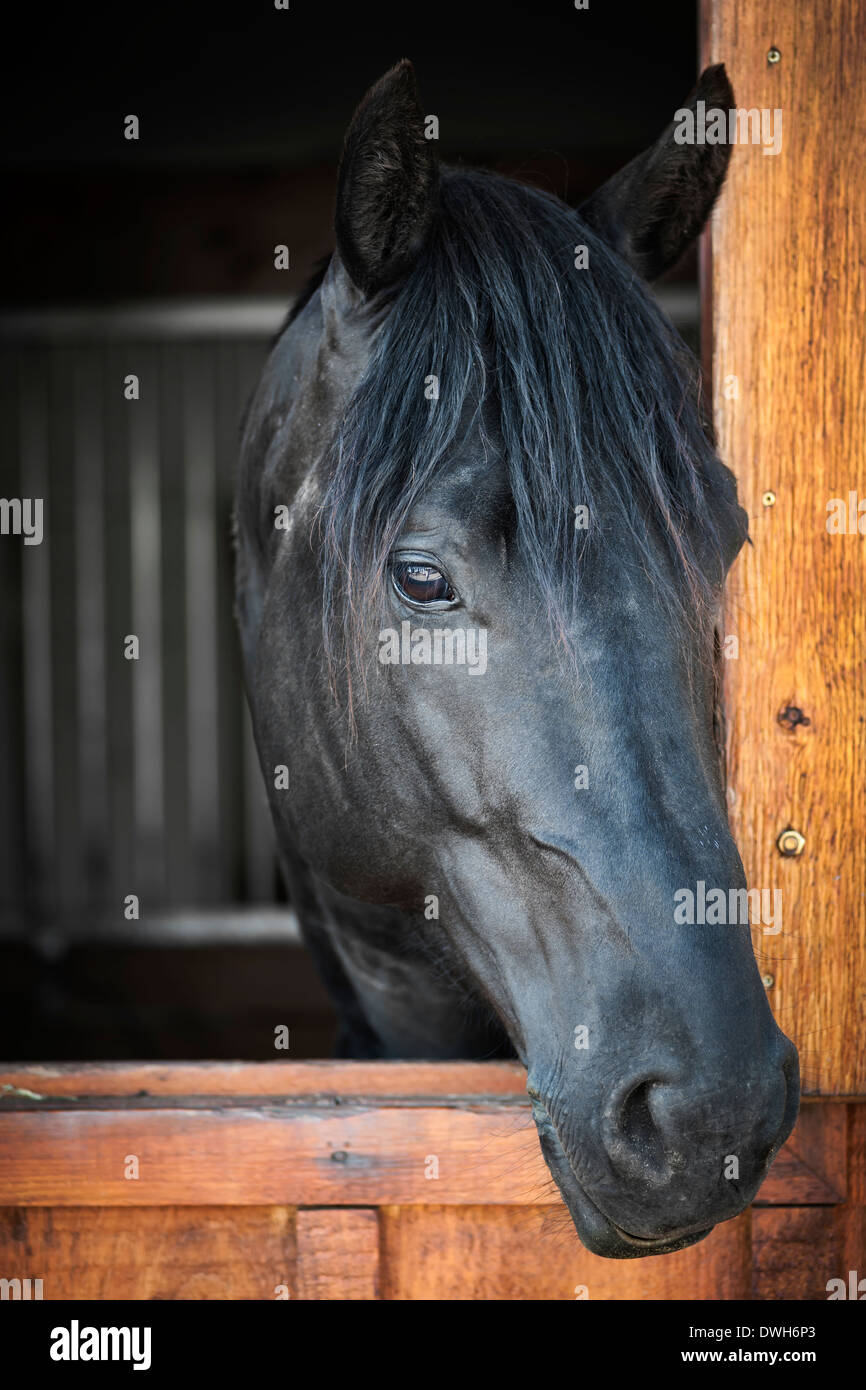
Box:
[777,827,806,857]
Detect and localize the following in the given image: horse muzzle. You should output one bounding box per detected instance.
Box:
[528,1037,799,1259]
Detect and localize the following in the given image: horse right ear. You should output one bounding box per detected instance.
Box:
[334,60,439,297]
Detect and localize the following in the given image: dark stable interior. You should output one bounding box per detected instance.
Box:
[0,0,699,1060]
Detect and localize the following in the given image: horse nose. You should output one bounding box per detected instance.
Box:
[602,1039,798,1192]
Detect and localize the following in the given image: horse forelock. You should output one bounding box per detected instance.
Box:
[297,167,736,700]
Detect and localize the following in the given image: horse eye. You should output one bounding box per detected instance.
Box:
[392,558,457,606]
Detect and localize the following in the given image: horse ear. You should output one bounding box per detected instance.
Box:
[579,64,734,281]
[335,59,439,296]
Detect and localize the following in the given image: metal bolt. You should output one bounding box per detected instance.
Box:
[777,827,806,857]
[762,973,775,989]
[767,47,781,64]
[762,491,776,506]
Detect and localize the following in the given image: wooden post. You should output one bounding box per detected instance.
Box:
[701,0,866,1095]
[296,1210,380,1300]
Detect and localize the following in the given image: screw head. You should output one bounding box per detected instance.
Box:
[767,47,782,64]
[762,973,775,989]
[762,490,776,506]
[777,827,806,857]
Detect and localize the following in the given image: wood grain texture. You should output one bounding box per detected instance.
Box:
[379,1206,751,1301]
[839,1101,866,1284]
[295,1209,379,1300]
[0,1064,860,1299]
[702,1,866,1095]
[0,1059,527,1099]
[752,1207,841,1300]
[0,1206,294,1300]
[0,1104,548,1207]
[754,1101,846,1203]
[0,1066,840,1209]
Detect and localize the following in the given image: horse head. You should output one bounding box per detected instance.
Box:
[236,60,799,1257]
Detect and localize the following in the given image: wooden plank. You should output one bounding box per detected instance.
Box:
[380,1206,750,1301]
[840,1103,866,1280]
[0,1060,527,1099]
[0,1104,546,1207]
[752,1208,841,1300]
[295,1209,379,1300]
[0,1095,846,1209]
[848,1103,866,1207]
[0,1206,294,1300]
[3,1062,856,1106]
[0,1068,849,1209]
[755,1102,846,1204]
[702,0,866,1095]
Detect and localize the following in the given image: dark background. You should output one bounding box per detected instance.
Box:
[2,0,700,302]
[0,1,700,1060]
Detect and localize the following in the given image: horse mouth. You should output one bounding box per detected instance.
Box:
[562,1176,713,1260]
[532,1104,714,1260]
[601,1218,712,1257]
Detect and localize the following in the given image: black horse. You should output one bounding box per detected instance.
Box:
[235,61,799,1258]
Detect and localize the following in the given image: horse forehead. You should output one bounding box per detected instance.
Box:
[403,445,507,530]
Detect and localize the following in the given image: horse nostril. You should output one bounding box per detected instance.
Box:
[611,1078,668,1178]
[620,1080,655,1148]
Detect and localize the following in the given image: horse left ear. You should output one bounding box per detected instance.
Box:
[579,64,734,281]
[335,59,439,296]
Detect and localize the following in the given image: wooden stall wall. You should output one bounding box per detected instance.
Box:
[0,1064,862,1301]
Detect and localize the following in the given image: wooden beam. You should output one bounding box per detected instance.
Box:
[0,1064,847,1208]
[0,1059,526,1100]
[701,0,866,1095]
[0,1103,547,1207]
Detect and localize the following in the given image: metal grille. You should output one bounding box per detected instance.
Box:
[0,302,288,937]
